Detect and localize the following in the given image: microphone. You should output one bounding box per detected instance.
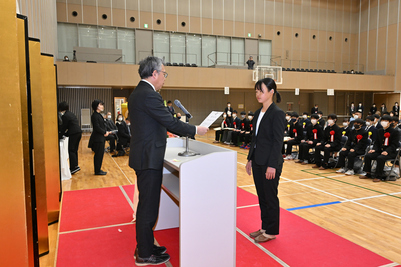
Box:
[174,99,192,119]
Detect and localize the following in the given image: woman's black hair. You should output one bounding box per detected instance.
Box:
[254,78,281,103]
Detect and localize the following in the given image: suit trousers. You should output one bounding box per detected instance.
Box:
[298,142,315,161]
[285,139,300,155]
[231,131,240,145]
[314,144,340,167]
[252,160,281,235]
[363,152,395,177]
[68,133,81,170]
[105,134,116,152]
[91,141,105,173]
[215,130,223,141]
[337,150,362,169]
[135,168,163,258]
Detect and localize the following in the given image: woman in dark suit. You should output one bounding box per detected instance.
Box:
[245,78,285,243]
[88,99,110,175]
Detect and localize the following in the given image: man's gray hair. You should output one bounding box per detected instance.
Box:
[138,56,164,79]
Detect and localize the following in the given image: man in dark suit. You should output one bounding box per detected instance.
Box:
[58,101,82,174]
[317,111,325,128]
[311,104,318,114]
[166,100,175,115]
[114,114,130,156]
[104,111,118,154]
[365,115,378,142]
[128,56,208,265]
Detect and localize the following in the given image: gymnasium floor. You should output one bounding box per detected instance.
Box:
[40,131,401,266]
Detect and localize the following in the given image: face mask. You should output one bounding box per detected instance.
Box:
[223,115,227,118]
[127,123,131,126]
[311,119,317,125]
[233,114,237,118]
[227,104,231,108]
[107,115,111,119]
[327,119,334,125]
[354,115,359,119]
[241,115,245,118]
[303,115,307,119]
[177,117,181,120]
[343,122,348,127]
[354,124,361,130]
[396,104,399,106]
[373,105,376,107]
[285,116,291,121]
[248,116,253,120]
[366,121,371,126]
[381,121,389,128]
[60,111,65,115]
[118,117,123,121]
[290,118,296,123]
[318,115,322,118]
[359,104,362,106]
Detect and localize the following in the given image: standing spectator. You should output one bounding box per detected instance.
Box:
[58,101,82,174]
[349,102,356,115]
[311,104,319,114]
[224,102,233,115]
[166,100,175,115]
[380,103,387,115]
[393,102,399,117]
[88,100,110,175]
[246,56,256,70]
[370,103,377,115]
[128,56,208,265]
[357,102,364,116]
[245,77,285,243]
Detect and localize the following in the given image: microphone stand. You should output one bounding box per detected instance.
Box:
[178,114,198,157]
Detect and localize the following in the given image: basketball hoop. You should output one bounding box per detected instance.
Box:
[252,66,283,84]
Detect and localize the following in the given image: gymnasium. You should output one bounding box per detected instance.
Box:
[2,0,401,266]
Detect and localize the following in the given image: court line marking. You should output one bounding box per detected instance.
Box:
[59,222,134,235]
[237,204,259,209]
[281,175,401,220]
[236,228,290,267]
[378,262,400,267]
[239,184,255,188]
[119,186,134,211]
[287,201,342,211]
[107,152,133,185]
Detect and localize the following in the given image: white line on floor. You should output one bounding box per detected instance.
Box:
[119,186,134,211]
[237,204,259,209]
[378,262,400,267]
[108,152,133,185]
[236,228,290,267]
[59,222,134,235]
[238,184,255,188]
[281,176,401,220]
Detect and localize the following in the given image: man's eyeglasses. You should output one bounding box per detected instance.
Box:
[160,71,168,78]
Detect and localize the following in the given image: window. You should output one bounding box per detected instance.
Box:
[117,28,135,64]
[231,38,244,66]
[217,36,230,65]
[186,34,201,65]
[57,23,78,60]
[153,32,170,63]
[98,26,117,49]
[259,40,272,65]
[202,36,216,66]
[78,25,98,48]
[170,33,185,63]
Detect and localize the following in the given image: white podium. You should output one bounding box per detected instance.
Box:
[155,138,237,267]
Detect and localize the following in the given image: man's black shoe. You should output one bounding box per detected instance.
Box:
[95,170,107,175]
[70,166,80,174]
[134,245,167,258]
[134,251,170,266]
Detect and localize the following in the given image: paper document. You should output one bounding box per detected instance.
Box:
[200,111,224,128]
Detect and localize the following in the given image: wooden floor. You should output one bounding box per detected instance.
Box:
[40,131,401,266]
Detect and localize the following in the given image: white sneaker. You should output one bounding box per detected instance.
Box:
[359,171,367,176]
[285,155,293,160]
[336,167,347,173]
[345,169,355,176]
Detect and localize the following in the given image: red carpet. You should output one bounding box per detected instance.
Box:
[57,186,396,266]
[59,186,133,232]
